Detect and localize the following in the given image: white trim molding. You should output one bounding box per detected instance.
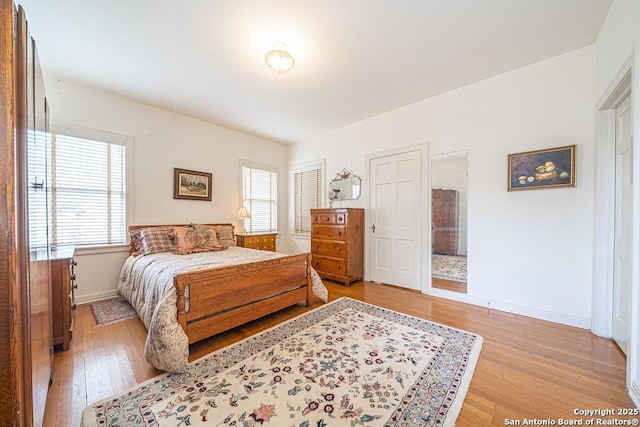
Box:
[593,48,640,406]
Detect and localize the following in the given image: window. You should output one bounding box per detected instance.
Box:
[48,130,128,246]
[293,160,324,234]
[241,160,278,233]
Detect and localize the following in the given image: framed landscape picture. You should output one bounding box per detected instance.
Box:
[507,145,576,191]
[173,168,212,201]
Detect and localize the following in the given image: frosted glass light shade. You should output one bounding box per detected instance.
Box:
[265,42,295,73]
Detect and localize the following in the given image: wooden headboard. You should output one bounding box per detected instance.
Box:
[127,223,235,255]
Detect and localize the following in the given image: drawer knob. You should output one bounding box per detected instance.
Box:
[336,264,341,270]
[73,283,78,289]
[70,274,76,281]
[313,244,319,249]
[322,216,329,221]
[335,247,341,252]
[313,229,319,234]
[336,231,342,236]
[71,260,78,266]
[314,260,319,265]
[338,216,344,222]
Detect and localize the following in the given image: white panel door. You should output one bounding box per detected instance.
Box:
[613,94,633,354]
[369,150,422,289]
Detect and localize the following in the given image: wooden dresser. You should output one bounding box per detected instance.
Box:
[236,232,277,252]
[310,208,364,286]
[50,246,76,351]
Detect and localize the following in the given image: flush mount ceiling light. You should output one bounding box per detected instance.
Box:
[264,42,295,73]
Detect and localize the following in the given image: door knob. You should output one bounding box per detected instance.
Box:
[371,224,376,233]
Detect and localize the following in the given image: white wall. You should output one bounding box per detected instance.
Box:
[45,77,288,303]
[594,0,640,408]
[286,45,596,328]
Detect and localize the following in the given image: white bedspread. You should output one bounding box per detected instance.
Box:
[117,247,328,372]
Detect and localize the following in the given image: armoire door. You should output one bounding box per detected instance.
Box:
[0,3,52,425]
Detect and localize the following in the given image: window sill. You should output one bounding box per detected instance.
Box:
[72,244,130,256]
[291,233,311,240]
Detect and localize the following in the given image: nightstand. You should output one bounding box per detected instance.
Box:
[236,232,277,252]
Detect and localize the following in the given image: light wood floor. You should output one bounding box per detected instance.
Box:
[43,280,636,426]
[432,276,467,293]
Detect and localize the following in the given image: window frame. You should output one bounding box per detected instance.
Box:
[238,159,280,234]
[291,159,325,237]
[49,124,133,252]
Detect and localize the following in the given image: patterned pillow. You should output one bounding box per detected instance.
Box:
[215,225,236,247]
[191,224,236,247]
[170,226,225,255]
[129,229,143,256]
[139,227,174,255]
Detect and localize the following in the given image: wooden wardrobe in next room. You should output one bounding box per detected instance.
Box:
[432,188,459,256]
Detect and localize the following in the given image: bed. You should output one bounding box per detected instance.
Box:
[117,223,328,372]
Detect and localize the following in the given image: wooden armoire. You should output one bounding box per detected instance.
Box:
[0,2,53,425]
[432,189,459,255]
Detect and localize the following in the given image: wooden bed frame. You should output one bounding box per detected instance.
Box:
[128,224,312,344]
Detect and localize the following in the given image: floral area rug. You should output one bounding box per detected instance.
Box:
[81,297,482,426]
[432,254,467,282]
[89,297,138,327]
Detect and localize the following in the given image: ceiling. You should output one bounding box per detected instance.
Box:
[19,0,612,145]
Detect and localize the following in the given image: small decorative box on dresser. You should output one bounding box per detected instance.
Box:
[50,246,76,351]
[236,232,277,252]
[310,208,364,286]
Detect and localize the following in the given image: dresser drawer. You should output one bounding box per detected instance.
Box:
[311,212,347,225]
[311,255,347,277]
[311,225,346,241]
[260,237,276,251]
[311,239,346,258]
[243,236,262,248]
[236,233,277,252]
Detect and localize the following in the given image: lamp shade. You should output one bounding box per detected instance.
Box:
[237,207,251,220]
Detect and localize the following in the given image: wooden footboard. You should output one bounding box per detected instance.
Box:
[174,252,312,344]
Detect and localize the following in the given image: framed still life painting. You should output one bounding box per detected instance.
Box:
[173,168,212,201]
[507,145,576,191]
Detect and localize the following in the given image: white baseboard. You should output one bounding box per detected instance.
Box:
[426,287,591,329]
[75,289,119,305]
[631,381,640,408]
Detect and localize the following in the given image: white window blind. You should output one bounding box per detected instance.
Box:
[294,164,322,234]
[242,163,278,233]
[50,132,126,246]
[27,129,51,248]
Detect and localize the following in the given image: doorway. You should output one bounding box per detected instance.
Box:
[593,64,634,367]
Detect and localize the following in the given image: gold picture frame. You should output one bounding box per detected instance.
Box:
[507,145,576,191]
[173,168,212,201]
